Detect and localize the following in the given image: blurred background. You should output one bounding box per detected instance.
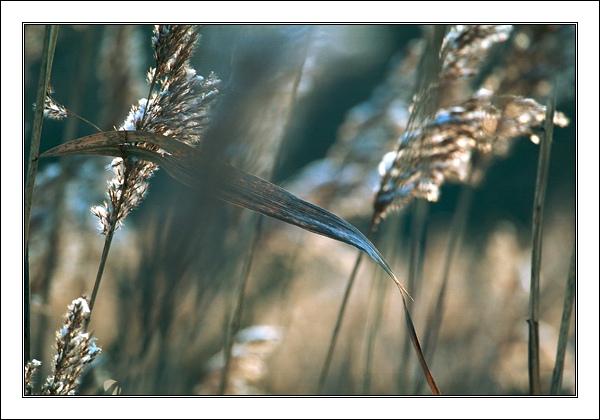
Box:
[25,24,575,395]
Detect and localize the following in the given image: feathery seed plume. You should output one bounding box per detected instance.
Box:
[41,298,101,395]
[374,25,569,223]
[92,25,220,234]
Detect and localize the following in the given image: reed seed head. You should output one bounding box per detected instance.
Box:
[41,297,101,395]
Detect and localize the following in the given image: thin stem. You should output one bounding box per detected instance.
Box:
[398,200,428,393]
[25,24,59,248]
[87,156,132,327]
[363,213,403,394]
[528,83,557,395]
[66,111,103,133]
[89,230,116,315]
[24,24,59,365]
[217,213,263,395]
[550,242,575,395]
[317,217,374,395]
[413,182,473,394]
[361,262,387,394]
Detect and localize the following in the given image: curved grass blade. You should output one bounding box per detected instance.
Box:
[41,131,406,292]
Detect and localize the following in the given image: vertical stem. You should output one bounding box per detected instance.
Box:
[318,251,365,395]
[550,242,575,394]
[89,231,115,314]
[361,262,387,394]
[317,217,375,394]
[362,214,402,394]
[87,155,132,328]
[217,213,263,395]
[413,182,473,394]
[528,84,557,395]
[25,24,59,248]
[398,200,428,393]
[24,25,59,365]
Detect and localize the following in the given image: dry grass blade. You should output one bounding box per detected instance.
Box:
[40,131,402,287]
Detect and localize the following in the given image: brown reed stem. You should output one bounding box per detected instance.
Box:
[89,230,116,316]
[528,82,557,395]
[88,155,132,327]
[550,242,575,395]
[24,24,59,365]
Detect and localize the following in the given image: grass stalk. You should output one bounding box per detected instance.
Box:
[88,156,132,325]
[413,182,474,394]
[89,231,116,315]
[361,268,384,394]
[550,242,575,394]
[528,82,557,395]
[25,24,59,248]
[362,214,402,394]
[218,213,263,394]
[317,242,367,395]
[398,200,428,393]
[24,24,59,365]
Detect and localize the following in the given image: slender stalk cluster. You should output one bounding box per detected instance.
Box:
[374,25,569,223]
[41,298,101,395]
